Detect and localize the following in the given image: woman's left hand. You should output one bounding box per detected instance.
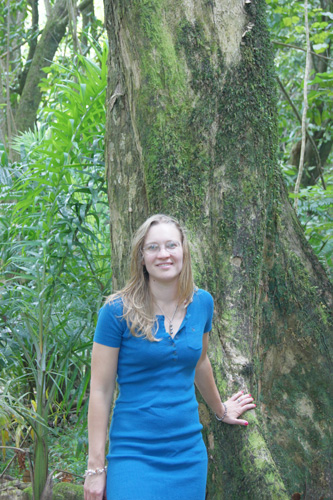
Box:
[218,390,256,426]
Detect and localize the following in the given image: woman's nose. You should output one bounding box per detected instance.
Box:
[157,245,170,257]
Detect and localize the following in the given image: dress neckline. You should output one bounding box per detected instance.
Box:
[156,306,191,339]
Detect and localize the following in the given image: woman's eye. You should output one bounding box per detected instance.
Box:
[166,242,178,250]
[147,244,159,252]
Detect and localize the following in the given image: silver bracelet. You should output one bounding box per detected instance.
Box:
[84,466,107,478]
[215,403,227,422]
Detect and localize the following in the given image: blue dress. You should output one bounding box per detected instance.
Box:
[93,288,214,500]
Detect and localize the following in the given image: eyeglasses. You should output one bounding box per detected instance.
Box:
[142,241,181,254]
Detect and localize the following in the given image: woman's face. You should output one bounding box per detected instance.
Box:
[142,223,184,284]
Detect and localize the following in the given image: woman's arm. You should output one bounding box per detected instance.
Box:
[195,333,255,426]
[84,342,119,500]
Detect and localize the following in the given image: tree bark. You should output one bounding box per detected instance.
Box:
[104,1,332,498]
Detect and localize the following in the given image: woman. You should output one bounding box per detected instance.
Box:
[84,214,255,500]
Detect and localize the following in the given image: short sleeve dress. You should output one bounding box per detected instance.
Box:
[93,288,214,500]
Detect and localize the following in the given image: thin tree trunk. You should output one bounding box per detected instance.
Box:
[104,1,332,498]
[294,0,310,211]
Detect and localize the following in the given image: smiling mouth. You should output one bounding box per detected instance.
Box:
[157,262,173,267]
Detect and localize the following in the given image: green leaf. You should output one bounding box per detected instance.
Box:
[313,43,329,53]
[322,12,333,20]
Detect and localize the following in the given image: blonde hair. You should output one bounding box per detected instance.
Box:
[107,214,194,341]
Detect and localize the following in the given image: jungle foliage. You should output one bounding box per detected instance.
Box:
[267,0,332,270]
[0,35,111,495]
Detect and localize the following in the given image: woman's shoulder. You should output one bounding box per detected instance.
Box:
[100,294,125,317]
[104,293,124,306]
[94,294,127,347]
[192,288,214,306]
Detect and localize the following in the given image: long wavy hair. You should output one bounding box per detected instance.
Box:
[107,214,194,341]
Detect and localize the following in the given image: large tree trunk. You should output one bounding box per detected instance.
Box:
[104,1,332,498]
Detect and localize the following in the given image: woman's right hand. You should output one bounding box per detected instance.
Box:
[85,343,119,500]
[84,473,106,500]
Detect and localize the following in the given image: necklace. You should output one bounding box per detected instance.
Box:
[156,303,179,336]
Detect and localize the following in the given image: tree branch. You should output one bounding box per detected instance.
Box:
[272,40,332,61]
